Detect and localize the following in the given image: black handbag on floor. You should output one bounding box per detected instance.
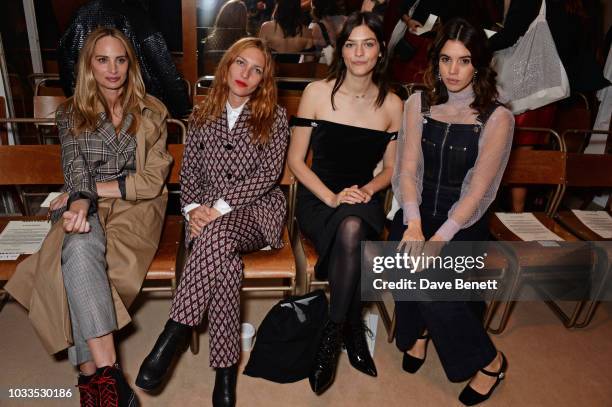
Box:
[243,290,328,383]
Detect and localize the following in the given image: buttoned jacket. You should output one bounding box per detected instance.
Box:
[181,103,289,248]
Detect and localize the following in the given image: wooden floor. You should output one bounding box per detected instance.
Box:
[1,293,611,406]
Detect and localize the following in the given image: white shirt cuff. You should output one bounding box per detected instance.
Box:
[213,199,232,215]
[182,203,201,221]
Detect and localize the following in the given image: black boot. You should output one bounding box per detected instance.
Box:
[343,316,377,377]
[309,319,343,395]
[136,319,191,391]
[212,364,238,407]
[77,373,98,407]
[94,364,139,407]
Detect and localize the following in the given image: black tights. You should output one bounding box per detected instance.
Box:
[328,216,374,323]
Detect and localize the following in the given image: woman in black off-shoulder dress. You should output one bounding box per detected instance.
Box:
[288,11,403,396]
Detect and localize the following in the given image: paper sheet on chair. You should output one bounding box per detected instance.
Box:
[415,14,438,35]
[571,210,612,238]
[0,253,19,261]
[40,192,63,208]
[0,221,51,254]
[495,213,563,241]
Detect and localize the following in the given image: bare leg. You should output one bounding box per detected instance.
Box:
[466,351,503,394]
[405,329,428,359]
[79,361,97,376]
[87,333,117,368]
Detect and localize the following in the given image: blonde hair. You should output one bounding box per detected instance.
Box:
[194,37,277,144]
[65,27,146,136]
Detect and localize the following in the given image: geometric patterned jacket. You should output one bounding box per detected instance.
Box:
[180,103,289,248]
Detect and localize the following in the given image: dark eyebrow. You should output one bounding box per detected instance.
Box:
[346,37,377,42]
[440,53,472,59]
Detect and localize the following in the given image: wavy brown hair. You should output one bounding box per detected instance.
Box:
[423,18,498,115]
[193,37,277,144]
[64,27,146,136]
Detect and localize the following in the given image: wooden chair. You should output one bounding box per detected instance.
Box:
[33,95,66,144]
[554,93,591,153]
[0,96,6,145]
[553,148,612,328]
[186,157,300,354]
[30,74,64,97]
[0,143,185,313]
[290,150,397,342]
[167,118,187,144]
[487,129,594,332]
[0,117,64,214]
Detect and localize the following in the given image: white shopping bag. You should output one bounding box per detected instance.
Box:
[493,0,570,114]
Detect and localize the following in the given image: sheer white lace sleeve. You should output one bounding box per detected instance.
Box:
[436,106,515,240]
[391,93,424,224]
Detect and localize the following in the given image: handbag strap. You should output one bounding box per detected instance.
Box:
[535,0,547,23]
[317,22,331,47]
[408,0,421,17]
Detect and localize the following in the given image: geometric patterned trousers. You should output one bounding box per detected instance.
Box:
[169,208,265,368]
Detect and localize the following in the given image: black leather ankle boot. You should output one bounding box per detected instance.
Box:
[212,364,238,407]
[343,317,377,377]
[309,319,343,395]
[136,319,191,391]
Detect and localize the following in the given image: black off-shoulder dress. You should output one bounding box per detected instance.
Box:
[291,117,398,279]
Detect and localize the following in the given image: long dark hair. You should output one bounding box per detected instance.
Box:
[273,0,303,38]
[311,0,340,20]
[423,17,498,115]
[328,12,389,110]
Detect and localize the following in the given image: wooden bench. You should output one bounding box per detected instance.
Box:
[0,144,184,312]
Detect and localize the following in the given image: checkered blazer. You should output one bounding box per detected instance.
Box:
[56,95,173,209]
[181,103,289,248]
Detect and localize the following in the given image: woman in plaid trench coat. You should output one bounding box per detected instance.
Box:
[6,28,172,406]
[137,38,289,407]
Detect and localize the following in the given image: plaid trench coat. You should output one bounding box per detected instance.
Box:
[181,103,289,249]
[6,95,173,355]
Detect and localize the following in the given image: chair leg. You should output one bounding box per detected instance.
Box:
[574,301,601,328]
[374,300,394,343]
[388,307,396,343]
[487,301,517,334]
[190,329,200,355]
[543,299,586,328]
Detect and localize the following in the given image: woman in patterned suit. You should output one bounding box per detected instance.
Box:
[137,38,289,407]
[6,27,172,407]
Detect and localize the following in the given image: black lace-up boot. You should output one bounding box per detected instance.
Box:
[309,320,343,394]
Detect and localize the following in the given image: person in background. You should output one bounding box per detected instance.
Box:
[200,0,252,74]
[309,0,348,50]
[259,0,315,62]
[57,0,191,118]
[202,0,251,52]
